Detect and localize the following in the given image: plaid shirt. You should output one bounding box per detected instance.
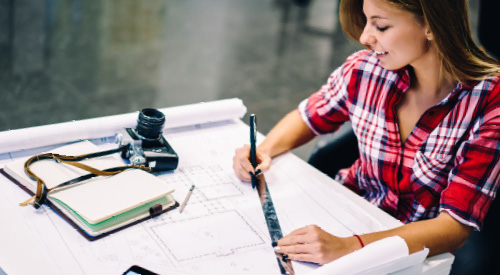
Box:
[299,50,500,230]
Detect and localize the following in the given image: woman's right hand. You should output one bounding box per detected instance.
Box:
[232,110,315,182]
[232,144,272,182]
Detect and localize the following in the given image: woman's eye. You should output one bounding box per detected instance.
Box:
[376,25,389,32]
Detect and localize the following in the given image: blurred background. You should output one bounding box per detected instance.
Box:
[0,0,481,160]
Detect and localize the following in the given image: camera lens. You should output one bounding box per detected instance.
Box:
[137,108,165,139]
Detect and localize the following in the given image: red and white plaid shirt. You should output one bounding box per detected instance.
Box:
[299,50,500,230]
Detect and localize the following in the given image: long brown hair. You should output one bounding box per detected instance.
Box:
[339,0,500,82]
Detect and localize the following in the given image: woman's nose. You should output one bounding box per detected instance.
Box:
[359,24,376,47]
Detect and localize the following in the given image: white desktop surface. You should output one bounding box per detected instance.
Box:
[0,99,453,275]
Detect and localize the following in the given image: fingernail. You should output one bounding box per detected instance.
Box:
[272,241,278,247]
[274,246,281,252]
[282,254,288,262]
[250,172,256,189]
[255,169,262,175]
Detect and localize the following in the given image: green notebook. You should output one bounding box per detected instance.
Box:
[3,140,177,240]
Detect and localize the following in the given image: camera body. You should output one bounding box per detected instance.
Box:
[116,108,178,171]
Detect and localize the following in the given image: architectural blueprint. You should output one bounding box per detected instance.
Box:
[0,99,452,274]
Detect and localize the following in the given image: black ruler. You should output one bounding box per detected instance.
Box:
[250,114,294,275]
[255,172,295,275]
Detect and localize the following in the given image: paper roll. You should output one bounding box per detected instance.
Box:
[307,236,424,275]
[0,98,246,154]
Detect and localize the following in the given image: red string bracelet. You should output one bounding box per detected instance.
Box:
[353,234,365,248]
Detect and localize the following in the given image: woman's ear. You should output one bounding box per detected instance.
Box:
[425,26,434,41]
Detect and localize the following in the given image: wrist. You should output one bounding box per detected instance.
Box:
[257,144,274,158]
[347,234,364,253]
[353,234,365,249]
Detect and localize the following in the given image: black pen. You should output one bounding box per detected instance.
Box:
[249,114,258,189]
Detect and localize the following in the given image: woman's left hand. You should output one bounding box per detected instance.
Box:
[275,225,358,265]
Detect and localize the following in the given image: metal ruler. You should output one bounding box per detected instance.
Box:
[250,114,294,275]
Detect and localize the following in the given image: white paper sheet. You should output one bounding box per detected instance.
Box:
[367,246,430,275]
[0,188,60,275]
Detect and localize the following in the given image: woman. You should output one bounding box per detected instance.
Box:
[233,0,500,266]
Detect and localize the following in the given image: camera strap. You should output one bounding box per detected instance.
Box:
[20,145,152,209]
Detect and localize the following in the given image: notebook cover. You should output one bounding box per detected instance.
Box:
[0,168,179,241]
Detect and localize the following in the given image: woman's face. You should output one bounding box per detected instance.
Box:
[359,0,432,71]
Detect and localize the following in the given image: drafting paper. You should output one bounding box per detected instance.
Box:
[0,99,453,275]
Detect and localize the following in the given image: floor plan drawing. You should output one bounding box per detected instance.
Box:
[0,102,423,274]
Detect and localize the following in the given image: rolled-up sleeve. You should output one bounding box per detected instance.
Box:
[298,52,364,135]
[440,83,500,231]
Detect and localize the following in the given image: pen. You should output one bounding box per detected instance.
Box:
[249,114,258,189]
[179,185,195,213]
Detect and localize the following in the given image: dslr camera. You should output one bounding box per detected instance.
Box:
[116,108,179,171]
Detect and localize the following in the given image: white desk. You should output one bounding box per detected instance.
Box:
[0,99,453,274]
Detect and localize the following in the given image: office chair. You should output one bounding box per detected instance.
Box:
[308,123,359,179]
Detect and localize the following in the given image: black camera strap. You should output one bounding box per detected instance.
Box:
[21,145,152,209]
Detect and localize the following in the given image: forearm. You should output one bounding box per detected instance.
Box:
[277,211,473,265]
[258,109,316,157]
[358,211,473,256]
